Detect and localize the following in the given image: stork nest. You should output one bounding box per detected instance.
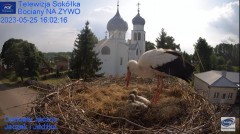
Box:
[15,77,223,134]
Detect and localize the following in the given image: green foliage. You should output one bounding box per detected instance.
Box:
[70,21,102,80]
[193,37,213,72]
[43,52,71,61]
[145,41,156,51]
[156,28,181,51]
[1,38,23,69]
[182,51,193,63]
[0,38,42,82]
[214,43,239,66]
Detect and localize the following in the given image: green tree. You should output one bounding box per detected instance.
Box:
[215,43,239,67]
[20,41,41,78]
[1,39,41,82]
[1,38,23,69]
[193,37,213,72]
[182,51,192,63]
[156,28,180,51]
[70,21,102,80]
[145,41,155,51]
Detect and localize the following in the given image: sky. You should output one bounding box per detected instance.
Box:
[0,0,239,54]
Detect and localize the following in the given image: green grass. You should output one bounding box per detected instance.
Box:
[41,76,70,86]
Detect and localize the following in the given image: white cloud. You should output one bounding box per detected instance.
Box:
[0,0,239,54]
[94,6,115,13]
[204,1,239,46]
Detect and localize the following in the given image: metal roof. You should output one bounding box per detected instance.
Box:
[107,9,128,32]
[132,13,145,25]
[194,70,239,88]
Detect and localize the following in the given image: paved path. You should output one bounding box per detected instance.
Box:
[0,81,39,117]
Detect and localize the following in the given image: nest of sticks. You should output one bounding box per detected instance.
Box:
[15,77,223,134]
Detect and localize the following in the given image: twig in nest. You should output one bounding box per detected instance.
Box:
[90,111,152,131]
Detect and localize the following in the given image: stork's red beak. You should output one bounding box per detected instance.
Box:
[126,70,131,88]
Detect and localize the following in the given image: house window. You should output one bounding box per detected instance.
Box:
[222,93,226,99]
[138,32,141,40]
[213,92,219,98]
[228,93,233,99]
[120,57,123,65]
[101,46,110,55]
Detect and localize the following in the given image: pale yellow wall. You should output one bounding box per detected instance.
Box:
[194,77,210,99]
[194,76,237,104]
[209,87,237,104]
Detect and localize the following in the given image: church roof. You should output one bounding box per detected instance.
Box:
[132,13,145,25]
[107,8,128,32]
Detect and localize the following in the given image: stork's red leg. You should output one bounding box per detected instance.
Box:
[151,76,163,104]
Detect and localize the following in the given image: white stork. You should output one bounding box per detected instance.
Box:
[126,48,194,104]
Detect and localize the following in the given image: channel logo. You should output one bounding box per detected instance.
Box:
[0,2,16,14]
[221,117,235,131]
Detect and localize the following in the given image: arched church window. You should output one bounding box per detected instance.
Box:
[101,46,110,55]
[138,32,141,40]
[134,33,137,40]
[136,49,139,56]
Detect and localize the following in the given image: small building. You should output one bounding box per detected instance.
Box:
[53,56,69,71]
[194,70,239,104]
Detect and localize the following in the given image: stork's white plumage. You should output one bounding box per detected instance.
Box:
[126,48,194,104]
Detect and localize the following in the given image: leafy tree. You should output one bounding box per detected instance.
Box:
[70,21,102,80]
[226,59,233,71]
[145,41,155,51]
[182,51,192,63]
[1,39,41,82]
[193,37,213,72]
[156,28,180,51]
[214,43,239,66]
[1,38,23,69]
[20,41,41,78]
[216,56,225,68]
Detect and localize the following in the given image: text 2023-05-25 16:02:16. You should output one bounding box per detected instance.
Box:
[0,16,68,23]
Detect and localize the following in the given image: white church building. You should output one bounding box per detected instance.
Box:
[94,3,146,76]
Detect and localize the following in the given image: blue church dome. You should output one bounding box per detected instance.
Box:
[132,13,145,25]
[107,9,128,32]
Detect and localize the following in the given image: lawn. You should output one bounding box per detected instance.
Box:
[40,76,70,86]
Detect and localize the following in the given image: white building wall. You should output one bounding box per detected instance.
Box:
[194,76,238,104]
[194,77,210,98]
[97,36,128,76]
[117,42,128,75]
[209,87,237,104]
[131,24,145,57]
